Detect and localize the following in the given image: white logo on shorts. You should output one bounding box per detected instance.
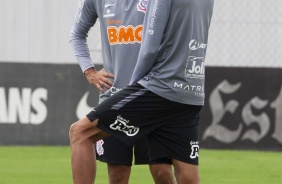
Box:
[110,115,139,136]
[96,140,104,156]
[190,141,199,159]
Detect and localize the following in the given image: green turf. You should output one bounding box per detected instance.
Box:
[0,146,281,184]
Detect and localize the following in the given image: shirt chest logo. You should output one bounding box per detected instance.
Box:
[137,0,148,13]
[103,2,116,18]
[107,25,143,45]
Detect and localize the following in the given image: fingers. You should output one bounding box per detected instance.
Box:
[85,68,114,93]
[100,81,111,90]
[98,70,114,90]
[98,73,113,91]
[96,84,105,93]
[97,73,114,93]
[101,68,114,79]
[103,78,114,86]
[103,72,114,79]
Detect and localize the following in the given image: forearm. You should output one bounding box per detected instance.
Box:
[130,0,171,84]
[70,30,94,73]
[69,0,97,73]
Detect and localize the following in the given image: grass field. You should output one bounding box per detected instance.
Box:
[0,146,282,184]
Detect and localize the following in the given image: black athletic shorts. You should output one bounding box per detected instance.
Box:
[87,83,201,165]
[95,136,172,166]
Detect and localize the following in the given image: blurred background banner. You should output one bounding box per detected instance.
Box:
[0,63,101,145]
[200,67,282,150]
[1,64,281,150]
[0,0,282,150]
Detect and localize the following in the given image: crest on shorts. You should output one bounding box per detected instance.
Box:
[137,0,148,13]
[96,139,105,156]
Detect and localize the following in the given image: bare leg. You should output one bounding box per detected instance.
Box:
[173,159,200,184]
[107,164,131,184]
[149,164,176,184]
[69,117,109,184]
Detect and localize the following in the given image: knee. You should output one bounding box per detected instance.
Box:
[154,168,170,179]
[108,164,131,184]
[174,169,200,184]
[182,175,200,184]
[150,164,175,184]
[69,122,82,144]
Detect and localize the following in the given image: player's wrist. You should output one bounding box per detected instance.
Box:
[84,67,96,76]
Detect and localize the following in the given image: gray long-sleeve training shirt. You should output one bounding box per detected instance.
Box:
[70,0,147,103]
[131,0,214,106]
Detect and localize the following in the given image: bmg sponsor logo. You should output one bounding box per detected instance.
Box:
[185,56,205,79]
[107,25,142,45]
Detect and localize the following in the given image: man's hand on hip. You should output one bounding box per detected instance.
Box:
[84,68,114,93]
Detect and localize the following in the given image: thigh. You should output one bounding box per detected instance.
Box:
[88,84,177,146]
[107,163,131,184]
[134,137,172,165]
[147,107,201,166]
[133,137,149,164]
[87,83,201,163]
[70,116,105,142]
[173,159,199,184]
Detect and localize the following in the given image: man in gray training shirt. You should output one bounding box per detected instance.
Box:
[69,0,214,184]
[69,0,175,184]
